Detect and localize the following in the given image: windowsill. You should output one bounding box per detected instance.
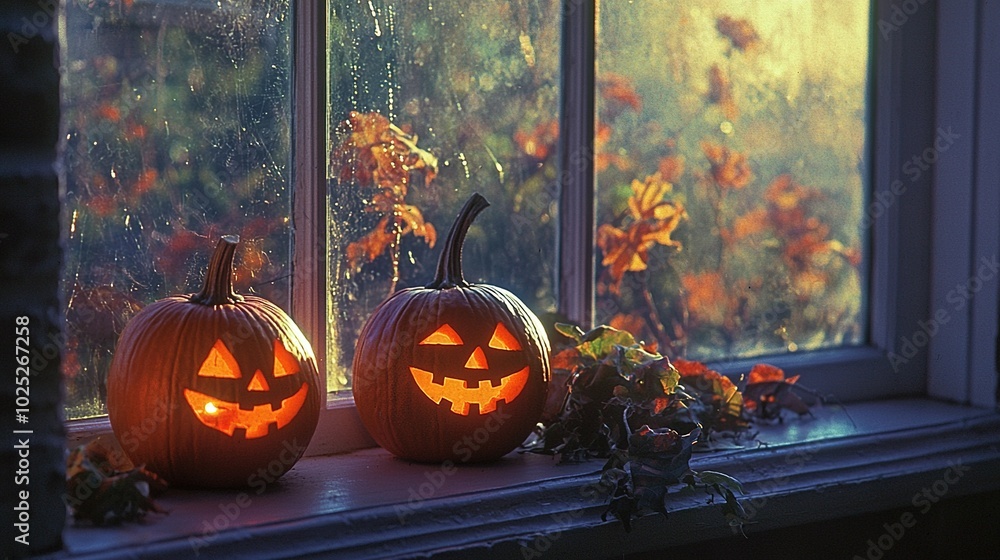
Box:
[49,398,1000,559]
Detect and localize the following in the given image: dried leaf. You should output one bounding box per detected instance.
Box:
[597,174,686,292]
[744,364,813,419]
[554,322,585,343]
[696,470,746,495]
[66,439,168,526]
[576,326,637,362]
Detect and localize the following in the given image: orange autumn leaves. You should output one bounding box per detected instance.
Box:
[592,15,861,354]
[673,358,743,423]
[333,111,439,272]
[675,358,807,422]
[597,174,687,294]
[718,174,861,301]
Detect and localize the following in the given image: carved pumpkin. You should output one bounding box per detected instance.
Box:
[352,194,550,462]
[107,236,321,488]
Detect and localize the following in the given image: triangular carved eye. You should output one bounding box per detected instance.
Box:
[273,339,300,377]
[420,324,463,346]
[198,339,241,378]
[488,323,521,351]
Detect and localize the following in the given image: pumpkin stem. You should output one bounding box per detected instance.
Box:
[191,235,245,305]
[427,193,490,289]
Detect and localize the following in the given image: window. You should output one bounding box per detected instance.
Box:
[61,0,294,419]
[592,2,869,361]
[325,1,561,391]
[60,0,996,443]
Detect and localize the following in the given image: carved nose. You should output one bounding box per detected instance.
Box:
[247,369,270,391]
[464,346,489,369]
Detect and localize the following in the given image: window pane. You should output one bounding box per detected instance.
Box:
[61,1,293,419]
[327,1,561,390]
[595,1,869,360]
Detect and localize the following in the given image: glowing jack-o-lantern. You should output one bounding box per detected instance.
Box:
[353,194,550,463]
[409,322,530,415]
[107,236,321,488]
[184,338,310,438]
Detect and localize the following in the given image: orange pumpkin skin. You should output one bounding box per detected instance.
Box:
[107,236,321,488]
[352,194,550,463]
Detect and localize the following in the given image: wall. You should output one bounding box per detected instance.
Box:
[0,0,64,556]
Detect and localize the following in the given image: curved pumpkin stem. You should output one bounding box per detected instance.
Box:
[191,235,245,305]
[427,193,490,289]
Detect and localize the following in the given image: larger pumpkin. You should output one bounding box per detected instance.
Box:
[352,193,550,462]
[107,236,321,488]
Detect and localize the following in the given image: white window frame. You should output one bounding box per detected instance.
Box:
[67,0,999,457]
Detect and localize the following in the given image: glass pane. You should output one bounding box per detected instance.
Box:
[61,1,294,419]
[327,1,561,390]
[595,1,869,361]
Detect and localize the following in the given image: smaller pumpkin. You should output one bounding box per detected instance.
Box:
[352,193,551,463]
[107,236,321,488]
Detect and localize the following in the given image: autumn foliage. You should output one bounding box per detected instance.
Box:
[333,111,439,285]
[594,9,864,364]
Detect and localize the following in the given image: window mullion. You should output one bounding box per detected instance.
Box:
[558,0,596,328]
[292,0,329,379]
[969,0,1000,408]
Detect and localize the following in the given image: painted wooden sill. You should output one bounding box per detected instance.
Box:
[50,398,1000,559]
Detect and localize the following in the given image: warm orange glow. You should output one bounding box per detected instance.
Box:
[419,324,464,346]
[488,322,521,351]
[184,383,309,438]
[247,370,270,391]
[464,346,489,369]
[272,339,300,377]
[408,366,530,415]
[198,339,241,378]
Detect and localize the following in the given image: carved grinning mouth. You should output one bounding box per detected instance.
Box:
[408,366,529,415]
[183,383,309,439]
